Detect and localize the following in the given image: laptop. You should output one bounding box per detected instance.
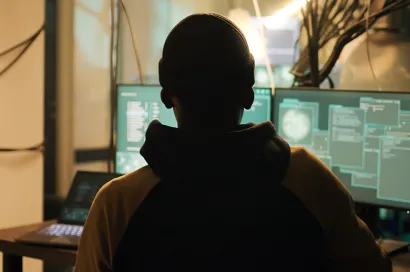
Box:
[18,171,121,248]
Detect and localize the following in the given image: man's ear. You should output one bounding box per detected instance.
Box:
[161,89,173,109]
[243,87,254,110]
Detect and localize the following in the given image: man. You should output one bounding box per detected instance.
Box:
[75,13,391,272]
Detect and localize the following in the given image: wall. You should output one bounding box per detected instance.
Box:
[0,0,44,271]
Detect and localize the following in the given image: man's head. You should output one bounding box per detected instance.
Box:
[159,13,255,131]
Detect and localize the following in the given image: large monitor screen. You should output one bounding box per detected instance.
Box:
[116,85,272,174]
[274,88,410,210]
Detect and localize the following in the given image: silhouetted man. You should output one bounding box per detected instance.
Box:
[75,13,391,272]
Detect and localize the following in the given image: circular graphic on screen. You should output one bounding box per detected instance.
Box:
[282,109,311,142]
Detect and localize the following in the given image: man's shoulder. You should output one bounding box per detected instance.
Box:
[287,146,345,188]
[91,166,160,218]
[289,146,329,169]
[99,166,160,198]
[284,146,353,231]
[77,167,160,271]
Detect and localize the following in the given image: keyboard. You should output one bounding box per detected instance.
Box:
[38,224,83,237]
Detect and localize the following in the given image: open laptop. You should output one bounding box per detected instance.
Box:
[18,171,121,249]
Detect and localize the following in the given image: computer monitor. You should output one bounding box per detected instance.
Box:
[116,85,272,174]
[274,87,410,210]
[242,87,272,124]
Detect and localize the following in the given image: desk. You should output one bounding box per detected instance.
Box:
[0,221,76,272]
[1,222,410,272]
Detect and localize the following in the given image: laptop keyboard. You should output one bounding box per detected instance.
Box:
[39,224,83,237]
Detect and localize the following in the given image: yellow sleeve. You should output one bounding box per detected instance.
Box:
[324,185,391,272]
[283,147,391,272]
[74,167,160,272]
[74,181,113,272]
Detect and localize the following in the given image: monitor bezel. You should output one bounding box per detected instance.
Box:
[274,86,410,211]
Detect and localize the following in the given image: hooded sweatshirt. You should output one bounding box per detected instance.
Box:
[75,121,391,272]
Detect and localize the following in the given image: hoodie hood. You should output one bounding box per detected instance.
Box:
[140,120,290,180]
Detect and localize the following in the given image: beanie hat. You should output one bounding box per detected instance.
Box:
[158,13,255,96]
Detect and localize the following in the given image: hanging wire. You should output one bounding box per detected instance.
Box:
[365,0,382,91]
[292,0,410,87]
[120,0,144,85]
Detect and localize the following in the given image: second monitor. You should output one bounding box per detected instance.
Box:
[274,87,410,210]
[116,85,271,174]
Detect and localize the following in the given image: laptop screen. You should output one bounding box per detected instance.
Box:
[59,171,121,224]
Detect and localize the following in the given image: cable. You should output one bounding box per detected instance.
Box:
[252,0,276,96]
[366,0,382,91]
[0,25,45,153]
[292,0,410,86]
[120,0,144,85]
[0,143,43,152]
[0,24,44,57]
[317,0,410,83]
[304,0,320,87]
[292,23,303,65]
[0,24,45,77]
[327,76,334,88]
